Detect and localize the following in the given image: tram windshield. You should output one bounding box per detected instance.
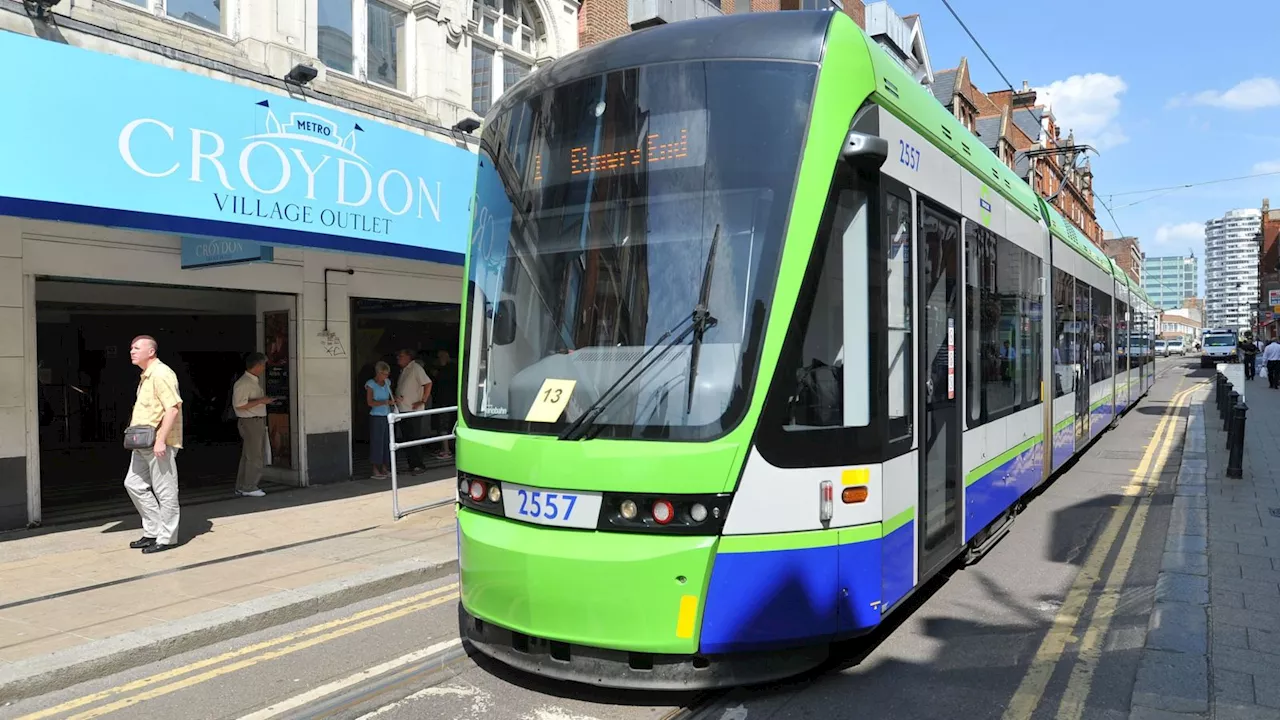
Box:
[462,59,817,441]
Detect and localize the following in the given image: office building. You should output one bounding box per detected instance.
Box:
[1143,254,1198,311]
[1205,209,1262,330]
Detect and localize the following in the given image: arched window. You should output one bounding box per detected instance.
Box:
[470,0,543,116]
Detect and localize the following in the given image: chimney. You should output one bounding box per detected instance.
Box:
[1012,79,1037,108]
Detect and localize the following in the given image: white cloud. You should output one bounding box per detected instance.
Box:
[1153,222,1205,247]
[1035,74,1129,150]
[1171,77,1280,110]
[1254,159,1280,174]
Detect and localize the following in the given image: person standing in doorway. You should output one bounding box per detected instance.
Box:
[429,349,457,461]
[232,352,273,497]
[395,349,431,475]
[366,361,394,479]
[125,335,183,554]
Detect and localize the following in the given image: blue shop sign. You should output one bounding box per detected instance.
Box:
[0,32,478,265]
[181,236,274,269]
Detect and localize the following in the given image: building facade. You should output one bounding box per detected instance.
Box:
[1101,235,1144,285]
[1158,312,1202,346]
[1205,208,1262,331]
[0,0,578,530]
[1143,254,1198,312]
[583,0,874,50]
[1255,199,1280,339]
[930,69,1103,247]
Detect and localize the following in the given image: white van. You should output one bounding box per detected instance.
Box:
[1201,329,1238,368]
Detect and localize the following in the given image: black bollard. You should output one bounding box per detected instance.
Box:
[1226,390,1238,433]
[1217,374,1226,417]
[1223,382,1234,423]
[1228,401,1247,479]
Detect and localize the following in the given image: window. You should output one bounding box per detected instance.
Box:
[1115,299,1129,376]
[785,187,869,430]
[471,0,542,116]
[115,0,229,34]
[965,222,1042,426]
[1052,268,1075,398]
[885,192,913,445]
[1092,286,1112,381]
[319,0,410,91]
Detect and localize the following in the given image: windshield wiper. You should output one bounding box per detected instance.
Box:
[557,225,721,441]
[685,224,720,414]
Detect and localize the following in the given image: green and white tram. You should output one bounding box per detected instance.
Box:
[453,10,1159,689]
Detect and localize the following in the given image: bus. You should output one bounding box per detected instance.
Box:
[453,10,1159,690]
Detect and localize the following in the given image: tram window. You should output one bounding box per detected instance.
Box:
[784,187,870,429]
[1052,268,1075,399]
[1021,251,1043,406]
[885,191,913,444]
[1115,300,1129,376]
[1092,286,1113,382]
[1075,281,1093,389]
[965,222,1039,427]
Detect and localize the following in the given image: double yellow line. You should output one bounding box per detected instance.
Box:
[1002,381,1202,720]
[20,583,459,720]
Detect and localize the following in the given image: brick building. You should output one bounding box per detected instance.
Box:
[1101,235,1145,284]
[931,68,1103,247]
[1256,198,1280,338]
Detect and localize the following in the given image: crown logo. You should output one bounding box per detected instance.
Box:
[245,100,368,164]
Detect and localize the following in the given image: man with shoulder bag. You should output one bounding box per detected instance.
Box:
[122,335,184,554]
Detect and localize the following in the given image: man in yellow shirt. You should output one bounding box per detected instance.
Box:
[126,335,183,554]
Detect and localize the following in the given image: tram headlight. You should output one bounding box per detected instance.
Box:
[652,499,675,525]
[459,479,470,496]
[469,479,486,502]
[488,484,502,503]
[689,503,708,523]
[620,499,638,520]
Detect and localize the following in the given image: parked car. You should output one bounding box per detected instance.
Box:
[1167,339,1185,355]
[1155,340,1168,357]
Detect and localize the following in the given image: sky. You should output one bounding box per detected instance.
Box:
[885,0,1280,296]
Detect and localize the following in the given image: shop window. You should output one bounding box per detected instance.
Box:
[470,0,543,116]
[319,0,410,91]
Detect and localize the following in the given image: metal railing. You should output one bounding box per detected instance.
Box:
[387,405,457,520]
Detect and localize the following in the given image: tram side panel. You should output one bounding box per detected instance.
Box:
[958,188,1050,543]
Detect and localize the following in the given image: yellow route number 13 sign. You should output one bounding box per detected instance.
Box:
[524,378,578,423]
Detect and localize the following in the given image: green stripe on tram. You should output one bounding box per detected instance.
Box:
[965,434,1043,487]
[718,505,917,554]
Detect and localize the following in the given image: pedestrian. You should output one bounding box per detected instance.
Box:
[394,349,432,475]
[1263,338,1280,390]
[1240,332,1260,380]
[232,352,273,497]
[124,335,183,554]
[366,361,394,479]
[429,349,456,460]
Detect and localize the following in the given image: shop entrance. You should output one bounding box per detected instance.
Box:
[350,298,461,478]
[35,279,297,525]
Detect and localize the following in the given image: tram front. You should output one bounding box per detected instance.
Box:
[453,12,863,689]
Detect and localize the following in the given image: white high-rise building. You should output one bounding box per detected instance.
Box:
[1205,209,1262,330]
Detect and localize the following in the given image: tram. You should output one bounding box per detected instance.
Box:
[453,10,1159,690]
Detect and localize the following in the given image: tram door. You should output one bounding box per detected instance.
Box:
[1074,285,1092,446]
[917,200,962,578]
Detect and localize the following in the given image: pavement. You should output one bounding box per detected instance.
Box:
[1128,357,1280,719]
[0,467,459,703]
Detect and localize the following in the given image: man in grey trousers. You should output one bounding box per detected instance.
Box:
[232,352,274,497]
[126,335,183,554]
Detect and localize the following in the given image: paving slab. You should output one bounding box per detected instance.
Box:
[0,470,459,701]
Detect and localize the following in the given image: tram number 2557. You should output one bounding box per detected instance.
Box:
[899,139,921,171]
[516,489,578,521]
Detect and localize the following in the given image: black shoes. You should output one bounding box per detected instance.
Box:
[129,536,176,553]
